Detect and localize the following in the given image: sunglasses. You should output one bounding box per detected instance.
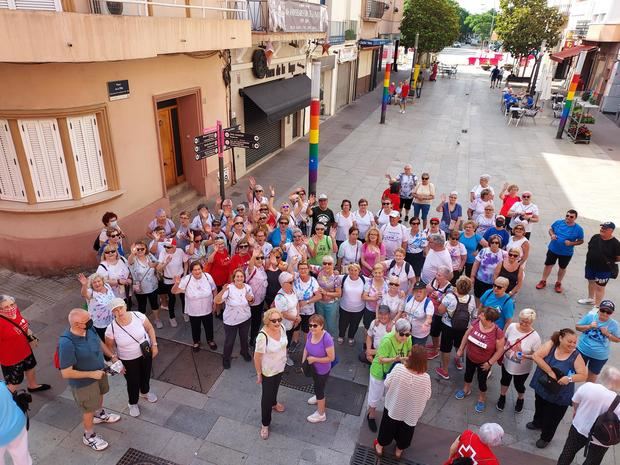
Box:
[234,222,244,226]
[270,318,283,323]
[508,253,520,257]
[600,309,614,315]
[274,255,282,259]
[322,262,333,265]
[522,195,531,198]
[308,323,320,328]
[256,256,264,260]
[389,282,399,286]
[411,222,420,225]
[163,245,173,249]
[109,234,119,238]
[281,206,290,209]
[104,250,116,254]
[422,177,429,180]
[493,284,504,289]
[193,240,202,243]
[430,221,439,225]
[566,214,576,218]
[259,208,268,212]
[359,203,368,206]
[382,202,391,206]
[279,222,289,225]
[238,244,249,248]
[398,332,411,337]
[136,248,146,252]
[490,242,500,245]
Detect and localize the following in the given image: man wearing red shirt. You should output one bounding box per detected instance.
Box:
[400,82,410,114]
[444,424,503,465]
[0,296,50,393]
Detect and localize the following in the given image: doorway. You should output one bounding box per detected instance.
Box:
[157,99,184,188]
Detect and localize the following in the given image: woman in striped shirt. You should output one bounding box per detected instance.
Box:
[374,345,432,459]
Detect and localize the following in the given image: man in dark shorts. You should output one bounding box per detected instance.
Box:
[577,222,620,309]
[536,209,584,293]
[306,193,335,234]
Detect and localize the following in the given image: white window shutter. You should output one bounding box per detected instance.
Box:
[19,119,72,202]
[0,119,27,202]
[67,115,107,198]
[11,0,60,11]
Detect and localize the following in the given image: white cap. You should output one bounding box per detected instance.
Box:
[389,210,400,218]
[318,193,328,200]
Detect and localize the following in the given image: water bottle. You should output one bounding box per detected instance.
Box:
[516,351,523,360]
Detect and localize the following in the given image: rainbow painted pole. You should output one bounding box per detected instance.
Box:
[380,63,392,124]
[556,51,587,139]
[308,61,321,196]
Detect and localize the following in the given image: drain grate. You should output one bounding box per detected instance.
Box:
[280,376,315,393]
[116,448,180,465]
[350,444,426,465]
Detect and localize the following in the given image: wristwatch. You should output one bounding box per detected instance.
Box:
[568,376,573,383]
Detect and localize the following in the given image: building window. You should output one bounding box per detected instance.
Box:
[0,120,27,202]
[0,0,61,11]
[0,108,117,206]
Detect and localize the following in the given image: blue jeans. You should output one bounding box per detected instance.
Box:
[413,203,431,220]
[412,335,428,346]
[315,300,339,335]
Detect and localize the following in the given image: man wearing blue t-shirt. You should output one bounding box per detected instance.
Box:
[536,209,584,294]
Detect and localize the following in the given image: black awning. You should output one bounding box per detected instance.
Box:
[241,74,311,122]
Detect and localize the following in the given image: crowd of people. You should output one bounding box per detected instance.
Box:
[2,164,620,464]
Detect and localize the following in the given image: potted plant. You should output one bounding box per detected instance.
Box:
[344,29,356,40]
[503,64,513,71]
[106,1,123,15]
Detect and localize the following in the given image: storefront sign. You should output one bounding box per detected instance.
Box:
[268,0,327,33]
[359,38,392,48]
[339,47,358,63]
[107,80,129,101]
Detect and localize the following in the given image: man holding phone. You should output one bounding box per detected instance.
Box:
[58,309,121,452]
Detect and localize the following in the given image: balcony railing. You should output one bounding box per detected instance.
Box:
[82,0,247,18]
[363,0,386,21]
[246,0,327,33]
[328,20,358,44]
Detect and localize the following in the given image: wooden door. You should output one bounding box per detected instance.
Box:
[158,108,178,188]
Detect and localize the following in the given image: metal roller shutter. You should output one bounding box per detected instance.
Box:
[243,97,281,167]
[336,61,352,110]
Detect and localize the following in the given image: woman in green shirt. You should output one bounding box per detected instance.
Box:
[307,224,338,266]
[366,319,413,432]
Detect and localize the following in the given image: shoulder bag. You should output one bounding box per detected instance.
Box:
[0,314,38,350]
[111,313,152,358]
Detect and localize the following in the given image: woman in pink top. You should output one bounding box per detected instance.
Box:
[361,228,386,277]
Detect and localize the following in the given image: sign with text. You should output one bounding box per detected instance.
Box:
[223,130,260,150]
[194,129,219,160]
[268,0,327,33]
[107,80,130,101]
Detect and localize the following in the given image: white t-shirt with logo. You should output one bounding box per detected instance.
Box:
[274,290,299,330]
[353,210,375,239]
[340,276,366,312]
[367,320,390,349]
[384,260,415,290]
[572,382,620,447]
[158,249,188,285]
[293,276,320,316]
[338,240,363,266]
[502,323,542,376]
[222,284,253,326]
[508,202,539,232]
[380,224,409,259]
[178,273,217,316]
[404,297,434,339]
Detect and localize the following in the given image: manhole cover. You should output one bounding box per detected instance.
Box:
[152,339,223,394]
[116,448,180,465]
[351,444,426,465]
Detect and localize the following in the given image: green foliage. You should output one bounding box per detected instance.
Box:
[494,0,564,58]
[401,0,460,53]
[464,10,496,42]
[447,0,472,39]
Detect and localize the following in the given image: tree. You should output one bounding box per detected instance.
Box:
[464,10,496,42]
[494,0,564,75]
[447,0,472,41]
[400,0,460,55]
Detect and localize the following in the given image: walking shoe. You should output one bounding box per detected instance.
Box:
[554,282,563,293]
[128,404,140,417]
[307,395,317,405]
[242,353,252,362]
[155,319,163,329]
[536,439,549,449]
[140,392,158,403]
[286,356,294,367]
[475,401,486,413]
[454,357,463,370]
[93,410,121,424]
[348,338,355,346]
[535,280,546,290]
[515,398,524,413]
[337,337,344,345]
[260,426,269,440]
[367,413,377,432]
[455,390,471,400]
[222,360,231,369]
[435,367,450,380]
[526,421,541,430]
[426,350,439,360]
[83,433,109,451]
[496,395,506,411]
[183,313,190,323]
[169,318,178,328]
[578,297,594,305]
[307,411,326,423]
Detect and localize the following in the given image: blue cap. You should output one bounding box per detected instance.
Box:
[601,222,616,230]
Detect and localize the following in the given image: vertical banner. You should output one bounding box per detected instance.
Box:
[309,61,321,196]
[556,51,587,139]
[380,63,391,124]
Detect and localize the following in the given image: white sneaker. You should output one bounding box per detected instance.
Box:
[128,404,140,417]
[307,395,317,405]
[169,318,178,328]
[307,411,326,423]
[83,433,109,451]
[183,313,190,323]
[93,410,121,424]
[140,392,158,403]
[578,298,594,305]
[155,319,163,329]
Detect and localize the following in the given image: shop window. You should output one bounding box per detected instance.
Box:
[67,115,107,197]
[0,120,27,202]
[19,118,73,202]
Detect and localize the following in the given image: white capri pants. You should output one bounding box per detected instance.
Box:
[367,375,385,408]
[0,426,32,465]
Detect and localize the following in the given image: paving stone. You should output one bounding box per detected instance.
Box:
[164,404,219,439]
[163,385,208,410]
[28,420,70,463]
[158,431,205,464]
[196,441,248,465]
[32,397,81,432]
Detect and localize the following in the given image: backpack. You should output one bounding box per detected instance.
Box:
[341,274,365,288]
[589,394,620,447]
[388,259,411,277]
[53,335,71,370]
[93,235,101,252]
[450,293,472,331]
[405,295,431,315]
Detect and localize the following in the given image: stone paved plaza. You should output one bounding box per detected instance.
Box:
[3,63,620,465]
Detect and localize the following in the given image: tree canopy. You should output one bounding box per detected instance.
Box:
[494,0,564,58]
[464,10,496,42]
[400,0,460,53]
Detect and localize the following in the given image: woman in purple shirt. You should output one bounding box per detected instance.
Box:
[303,314,335,423]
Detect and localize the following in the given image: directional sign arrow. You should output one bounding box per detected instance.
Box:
[225,139,261,149]
[194,132,218,145]
[195,151,217,161]
[224,131,260,143]
[194,140,218,152]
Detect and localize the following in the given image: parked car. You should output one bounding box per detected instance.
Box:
[452,42,462,48]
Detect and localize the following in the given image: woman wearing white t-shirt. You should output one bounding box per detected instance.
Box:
[157,240,188,327]
[404,282,434,346]
[338,264,367,345]
[337,227,363,273]
[246,250,268,348]
[283,229,308,271]
[172,261,218,352]
[105,298,158,418]
[497,308,541,413]
[467,189,493,221]
[254,308,288,440]
[380,276,405,321]
[383,248,415,294]
[214,269,254,369]
[293,263,321,334]
[365,306,391,363]
[97,245,131,301]
[507,192,539,239]
[274,272,300,355]
[334,200,355,247]
[353,199,375,242]
[128,241,162,327]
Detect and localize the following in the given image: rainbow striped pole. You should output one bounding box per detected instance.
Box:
[556,51,587,139]
[380,62,391,124]
[309,61,321,196]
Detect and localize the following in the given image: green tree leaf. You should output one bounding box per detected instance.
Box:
[400,0,461,54]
